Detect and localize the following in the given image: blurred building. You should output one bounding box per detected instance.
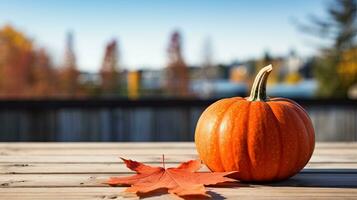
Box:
[127,70,140,99]
[141,69,164,90]
[284,50,304,75]
[229,64,249,83]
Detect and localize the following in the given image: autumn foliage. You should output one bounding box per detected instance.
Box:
[107,157,238,197]
[31,49,57,97]
[0,25,35,98]
[100,39,120,95]
[165,31,190,97]
[0,25,75,98]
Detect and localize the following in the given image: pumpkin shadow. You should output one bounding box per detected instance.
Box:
[208,182,250,188]
[255,169,357,188]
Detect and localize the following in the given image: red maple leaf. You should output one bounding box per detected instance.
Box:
[106,155,238,197]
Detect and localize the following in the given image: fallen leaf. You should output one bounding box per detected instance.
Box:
[106,156,238,197]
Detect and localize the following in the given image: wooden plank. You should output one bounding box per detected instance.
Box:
[1,142,357,149]
[1,172,357,188]
[1,163,357,174]
[1,187,357,200]
[0,155,199,163]
[1,154,357,163]
[0,163,192,174]
[0,142,356,200]
[0,142,196,149]
[1,148,356,156]
[0,148,198,155]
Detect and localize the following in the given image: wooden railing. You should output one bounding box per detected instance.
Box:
[0,98,355,141]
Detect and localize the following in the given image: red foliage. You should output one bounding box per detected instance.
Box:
[106,157,238,197]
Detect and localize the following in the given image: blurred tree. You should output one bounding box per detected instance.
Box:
[31,48,57,97]
[255,50,282,84]
[201,37,217,80]
[100,39,120,96]
[262,51,273,66]
[0,25,34,98]
[299,58,315,79]
[58,32,79,97]
[298,0,357,97]
[338,47,357,92]
[165,31,190,97]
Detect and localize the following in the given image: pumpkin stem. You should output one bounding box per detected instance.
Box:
[247,64,273,101]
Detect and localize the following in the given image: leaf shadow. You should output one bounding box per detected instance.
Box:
[136,189,222,200]
[209,182,250,188]
[132,182,250,199]
[136,188,170,199]
[182,191,224,200]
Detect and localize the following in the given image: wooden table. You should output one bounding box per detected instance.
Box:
[0,142,356,199]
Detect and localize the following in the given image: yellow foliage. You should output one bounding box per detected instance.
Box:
[338,47,357,85]
[284,72,302,84]
[0,25,33,51]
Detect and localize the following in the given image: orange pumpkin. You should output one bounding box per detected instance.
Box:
[195,65,315,182]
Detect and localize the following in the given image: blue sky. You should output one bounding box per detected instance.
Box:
[0,0,326,71]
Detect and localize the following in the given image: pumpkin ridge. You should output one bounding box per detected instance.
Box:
[270,98,315,168]
[279,98,315,158]
[244,101,253,180]
[219,101,240,171]
[274,99,314,174]
[284,103,303,176]
[272,98,310,116]
[227,100,249,174]
[260,103,272,179]
[194,98,235,171]
[286,102,314,167]
[267,102,300,179]
[295,110,312,169]
[288,100,315,160]
[213,98,240,171]
[266,103,284,180]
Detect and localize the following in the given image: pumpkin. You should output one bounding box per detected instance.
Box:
[194,65,315,182]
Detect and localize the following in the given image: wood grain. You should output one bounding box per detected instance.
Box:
[1,142,357,149]
[1,154,356,164]
[1,147,356,156]
[0,142,356,199]
[1,172,357,188]
[1,163,357,174]
[1,187,357,200]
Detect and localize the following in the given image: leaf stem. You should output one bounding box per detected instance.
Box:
[162,154,165,169]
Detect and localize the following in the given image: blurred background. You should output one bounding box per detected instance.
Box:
[0,0,356,141]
